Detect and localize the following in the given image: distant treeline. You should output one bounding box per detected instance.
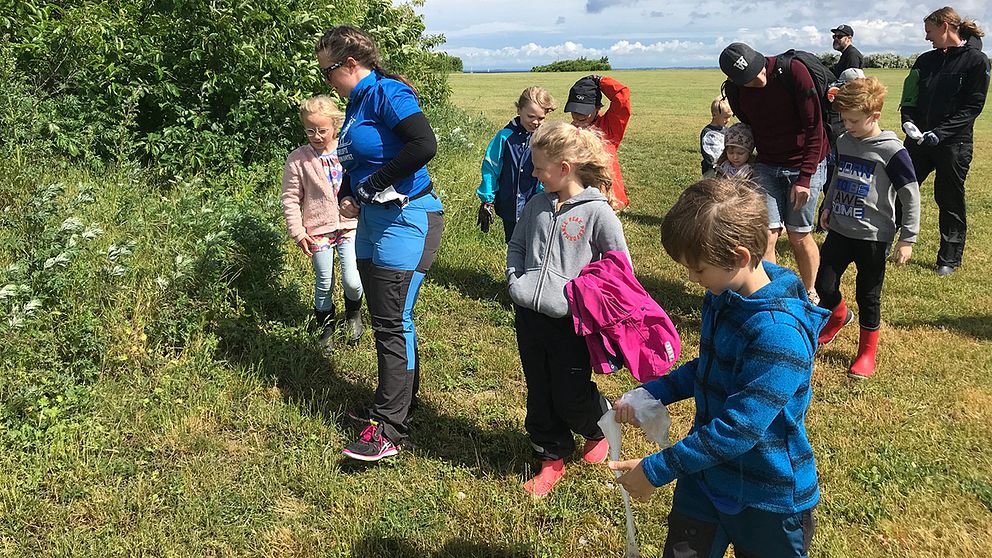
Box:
[817,52,922,69]
[531,56,612,72]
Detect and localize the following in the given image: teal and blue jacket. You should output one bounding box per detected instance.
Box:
[476,117,543,224]
[639,263,829,514]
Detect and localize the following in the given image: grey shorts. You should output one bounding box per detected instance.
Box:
[753,159,827,233]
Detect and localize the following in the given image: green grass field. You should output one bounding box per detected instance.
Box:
[1,69,990,557]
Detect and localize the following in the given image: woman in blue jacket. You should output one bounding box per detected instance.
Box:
[316,26,444,461]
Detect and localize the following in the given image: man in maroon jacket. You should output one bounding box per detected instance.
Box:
[719,43,829,299]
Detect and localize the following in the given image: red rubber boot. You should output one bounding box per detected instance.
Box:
[523,459,565,497]
[818,298,854,346]
[848,328,879,380]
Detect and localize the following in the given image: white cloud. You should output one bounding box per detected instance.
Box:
[441,21,558,39]
[418,0,988,70]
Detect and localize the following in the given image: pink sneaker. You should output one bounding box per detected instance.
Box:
[523,459,565,497]
[582,437,609,464]
[342,421,399,462]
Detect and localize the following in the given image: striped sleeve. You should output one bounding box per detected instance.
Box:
[640,359,698,405]
[640,323,813,487]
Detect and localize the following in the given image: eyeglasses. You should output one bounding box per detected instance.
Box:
[320,61,345,81]
[305,127,334,137]
[832,34,846,39]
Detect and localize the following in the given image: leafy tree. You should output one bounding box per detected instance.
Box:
[0,0,450,175]
[435,52,463,73]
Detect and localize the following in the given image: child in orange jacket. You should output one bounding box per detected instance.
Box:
[565,75,632,210]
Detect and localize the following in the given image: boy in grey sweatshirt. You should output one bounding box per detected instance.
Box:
[815,77,920,380]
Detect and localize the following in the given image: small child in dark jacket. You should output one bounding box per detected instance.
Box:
[609,178,828,558]
[477,87,556,242]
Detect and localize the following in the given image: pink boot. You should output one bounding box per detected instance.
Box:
[848,328,879,380]
[818,298,854,346]
[523,459,565,497]
[582,438,609,464]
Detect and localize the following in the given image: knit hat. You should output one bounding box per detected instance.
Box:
[719,43,765,86]
[723,123,754,153]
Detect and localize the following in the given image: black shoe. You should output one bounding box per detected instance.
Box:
[935,265,957,277]
[342,421,400,462]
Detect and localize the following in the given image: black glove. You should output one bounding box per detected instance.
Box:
[353,177,377,205]
[920,131,939,146]
[476,202,494,233]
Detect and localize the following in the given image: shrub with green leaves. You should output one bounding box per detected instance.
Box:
[1,0,450,175]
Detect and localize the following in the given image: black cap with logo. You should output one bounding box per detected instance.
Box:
[719,43,766,86]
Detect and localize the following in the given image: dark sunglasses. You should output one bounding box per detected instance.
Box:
[832,34,846,39]
[320,60,345,80]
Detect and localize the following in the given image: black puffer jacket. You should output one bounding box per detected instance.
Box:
[901,35,990,143]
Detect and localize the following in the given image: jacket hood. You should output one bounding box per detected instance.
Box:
[709,262,829,344]
[534,185,609,209]
[965,34,983,51]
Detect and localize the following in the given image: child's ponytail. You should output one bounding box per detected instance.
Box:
[530,122,615,205]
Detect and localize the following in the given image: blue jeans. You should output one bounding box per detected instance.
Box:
[664,479,815,558]
[312,236,363,312]
[753,159,827,233]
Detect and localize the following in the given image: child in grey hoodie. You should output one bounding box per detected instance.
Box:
[506,121,629,497]
[815,77,920,380]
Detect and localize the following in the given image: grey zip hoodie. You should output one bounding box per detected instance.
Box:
[506,187,629,318]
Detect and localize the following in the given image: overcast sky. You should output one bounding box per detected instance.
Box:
[413,0,988,70]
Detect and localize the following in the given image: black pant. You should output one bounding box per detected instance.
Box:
[814,231,887,330]
[515,305,607,461]
[904,141,973,268]
[501,218,516,244]
[359,211,444,445]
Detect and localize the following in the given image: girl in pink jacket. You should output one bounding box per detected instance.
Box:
[281,95,364,353]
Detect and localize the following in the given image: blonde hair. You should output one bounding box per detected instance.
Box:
[530,121,615,204]
[832,77,887,115]
[516,86,557,113]
[925,6,985,38]
[299,95,344,137]
[710,96,731,117]
[661,178,768,270]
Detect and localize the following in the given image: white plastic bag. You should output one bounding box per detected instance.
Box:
[618,387,672,448]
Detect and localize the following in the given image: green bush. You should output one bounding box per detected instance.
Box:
[531,56,611,72]
[818,52,840,68]
[1,0,450,176]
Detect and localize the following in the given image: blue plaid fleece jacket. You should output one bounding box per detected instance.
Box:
[640,262,829,514]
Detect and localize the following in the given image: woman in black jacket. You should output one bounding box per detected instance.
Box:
[900,7,989,276]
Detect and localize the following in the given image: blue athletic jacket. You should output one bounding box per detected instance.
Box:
[639,262,829,514]
[476,117,543,223]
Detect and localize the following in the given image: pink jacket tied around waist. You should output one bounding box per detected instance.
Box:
[565,251,681,383]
